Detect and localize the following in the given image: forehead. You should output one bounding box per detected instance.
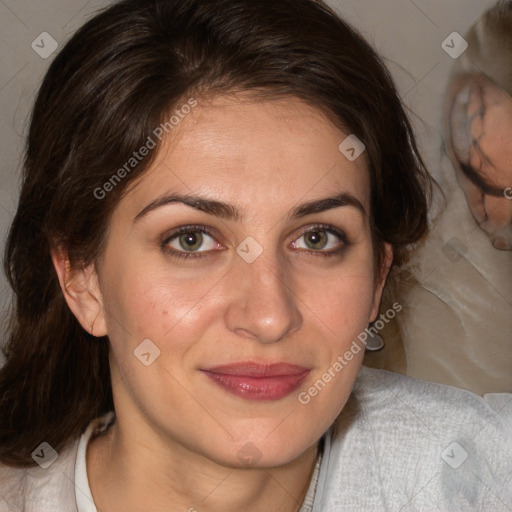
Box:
[122,94,371,221]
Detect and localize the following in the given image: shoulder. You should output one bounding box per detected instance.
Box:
[316,367,512,511]
[0,412,114,512]
[0,439,79,512]
[353,365,512,428]
[349,366,512,467]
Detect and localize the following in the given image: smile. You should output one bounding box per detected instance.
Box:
[200,362,311,401]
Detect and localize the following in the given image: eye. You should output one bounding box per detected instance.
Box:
[162,226,222,259]
[291,225,348,256]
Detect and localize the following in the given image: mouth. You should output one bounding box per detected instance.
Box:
[200,362,311,401]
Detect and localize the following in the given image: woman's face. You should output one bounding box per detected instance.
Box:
[88,94,390,468]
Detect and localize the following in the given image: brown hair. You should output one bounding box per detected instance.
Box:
[0,0,432,467]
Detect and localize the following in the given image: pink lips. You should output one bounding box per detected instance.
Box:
[201,362,310,401]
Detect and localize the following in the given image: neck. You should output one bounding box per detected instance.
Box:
[86,416,321,512]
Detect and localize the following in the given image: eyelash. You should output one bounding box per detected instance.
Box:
[161,223,350,260]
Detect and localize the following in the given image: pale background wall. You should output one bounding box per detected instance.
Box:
[0,0,508,391]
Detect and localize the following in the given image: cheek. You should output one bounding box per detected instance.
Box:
[293,279,371,440]
[100,253,226,357]
[322,272,374,316]
[105,274,202,340]
[294,255,376,331]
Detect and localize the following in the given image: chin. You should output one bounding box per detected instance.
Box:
[214,422,321,469]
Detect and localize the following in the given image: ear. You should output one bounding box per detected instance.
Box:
[369,242,393,322]
[51,246,108,337]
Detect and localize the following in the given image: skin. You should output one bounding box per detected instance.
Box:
[52,94,392,512]
[444,73,512,250]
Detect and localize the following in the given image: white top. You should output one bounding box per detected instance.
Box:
[1,366,511,511]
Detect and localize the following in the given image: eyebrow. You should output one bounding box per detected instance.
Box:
[133,191,367,223]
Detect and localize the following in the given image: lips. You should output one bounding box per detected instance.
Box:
[201,362,310,401]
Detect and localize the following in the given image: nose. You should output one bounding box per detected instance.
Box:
[224,248,303,344]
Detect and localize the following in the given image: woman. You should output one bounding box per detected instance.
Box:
[0,0,510,510]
